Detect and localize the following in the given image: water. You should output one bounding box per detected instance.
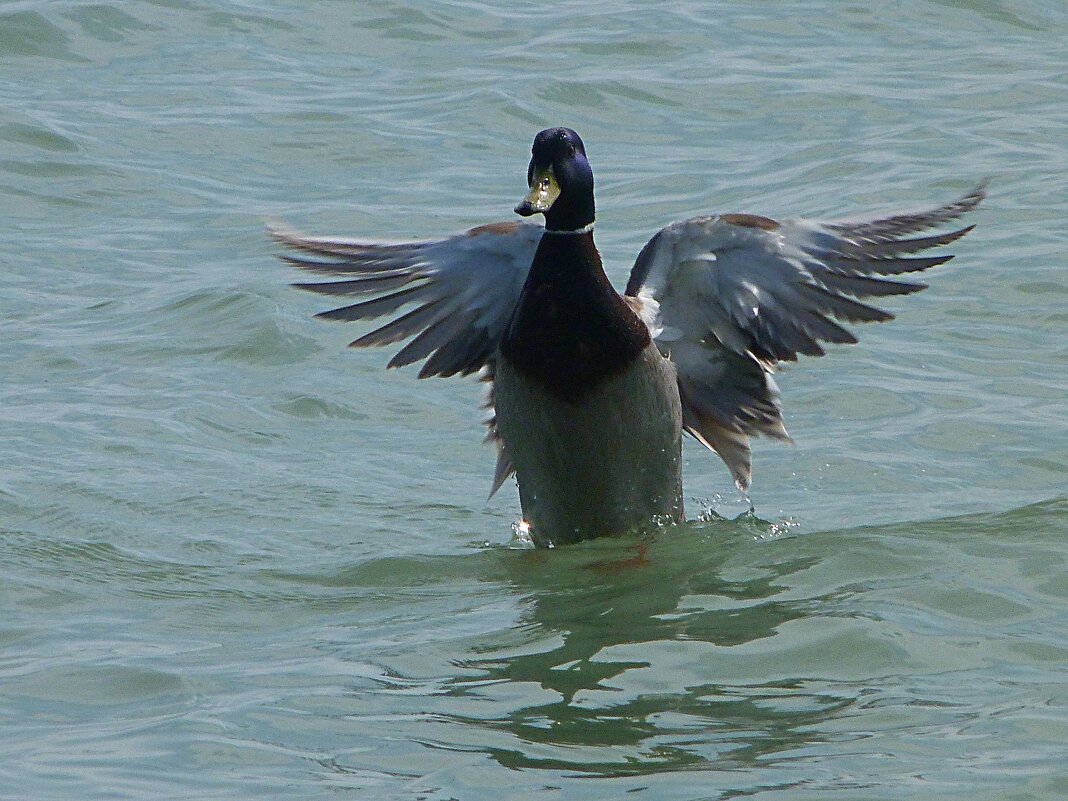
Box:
[2,1,1067,798]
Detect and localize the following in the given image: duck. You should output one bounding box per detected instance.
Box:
[271,127,984,547]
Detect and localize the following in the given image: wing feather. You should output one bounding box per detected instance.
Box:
[626,184,985,489]
[291,271,416,296]
[347,298,446,348]
[813,271,927,298]
[271,219,542,379]
[388,308,478,369]
[823,253,956,276]
[315,284,436,322]
[826,183,986,239]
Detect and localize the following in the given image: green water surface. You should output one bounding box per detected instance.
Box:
[1,1,1067,799]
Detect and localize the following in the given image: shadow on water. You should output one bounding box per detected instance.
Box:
[436,514,856,777]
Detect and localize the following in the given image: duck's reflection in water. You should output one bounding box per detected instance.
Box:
[446,517,856,777]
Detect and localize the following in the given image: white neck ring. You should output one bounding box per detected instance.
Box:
[544,220,595,235]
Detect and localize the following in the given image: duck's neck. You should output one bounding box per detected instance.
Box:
[527,230,604,282]
[517,232,620,316]
[544,190,594,234]
[501,231,651,403]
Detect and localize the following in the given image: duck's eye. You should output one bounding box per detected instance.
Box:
[540,177,551,191]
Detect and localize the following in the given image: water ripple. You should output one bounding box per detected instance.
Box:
[2,0,1067,798]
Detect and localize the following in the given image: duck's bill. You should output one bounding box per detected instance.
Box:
[515,166,560,216]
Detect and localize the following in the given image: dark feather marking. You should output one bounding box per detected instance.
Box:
[458,341,496,377]
[796,283,893,324]
[836,226,974,257]
[815,271,928,298]
[750,311,824,361]
[281,253,423,275]
[418,332,492,378]
[824,254,954,276]
[292,272,418,296]
[347,299,445,348]
[797,308,859,345]
[315,284,430,322]
[387,309,476,369]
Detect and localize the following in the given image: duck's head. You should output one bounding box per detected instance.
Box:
[515,127,595,233]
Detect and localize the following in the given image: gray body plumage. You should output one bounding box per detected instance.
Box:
[494,344,683,546]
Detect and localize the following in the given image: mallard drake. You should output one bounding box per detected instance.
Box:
[272,127,984,547]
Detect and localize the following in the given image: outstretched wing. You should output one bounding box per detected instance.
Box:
[271,220,542,377]
[625,184,986,490]
[271,219,544,495]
